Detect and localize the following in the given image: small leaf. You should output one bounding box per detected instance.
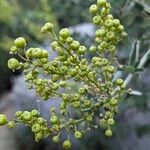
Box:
[129,40,136,65]
[134,68,144,72]
[130,90,143,96]
[121,65,135,73]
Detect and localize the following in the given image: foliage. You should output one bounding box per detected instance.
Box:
[0,0,56,94]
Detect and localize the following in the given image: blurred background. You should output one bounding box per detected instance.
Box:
[0,0,150,149]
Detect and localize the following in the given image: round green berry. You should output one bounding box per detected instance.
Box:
[107,118,115,125]
[7,58,20,70]
[42,50,48,58]
[105,129,113,137]
[105,19,113,28]
[45,22,54,31]
[113,19,120,27]
[63,140,72,149]
[15,111,22,118]
[32,124,41,133]
[66,37,73,44]
[77,46,87,55]
[89,4,98,14]
[78,87,86,94]
[89,45,96,52]
[31,48,43,58]
[31,109,39,117]
[97,0,107,7]
[10,46,18,54]
[84,100,91,107]
[22,111,32,121]
[59,28,70,39]
[14,37,26,48]
[0,114,7,126]
[93,16,101,25]
[36,132,43,141]
[107,66,115,73]
[7,121,15,129]
[52,135,59,143]
[70,41,80,51]
[74,131,82,139]
[115,78,124,86]
[50,115,59,125]
[110,98,118,106]
[86,115,93,122]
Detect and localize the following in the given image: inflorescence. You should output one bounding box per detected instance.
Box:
[1,0,128,149]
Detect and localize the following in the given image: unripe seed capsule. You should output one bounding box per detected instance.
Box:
[7,58,20,70]
[74,131,82,139]
[0,114,7,126]
[63,140,72,149]
[105,129,113,137]
[89,4,98,14]
[14,37,26,48]
[59,28,70,39]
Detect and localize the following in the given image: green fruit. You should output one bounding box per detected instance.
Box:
[105,19,113,28]
[97,0,107,7]
[84,100,91,107]
[10,46,18,54]
[63,140,72,149]
[86,115,93,122]
[42,50,48,58]
[105,129,113,137]
[66,37,73,44]
[110,98,118,106]
[107,66,115,73]
[31,109,39,117]
[78,87,86,94]
[74,131,82,139]
[7,58,20,70]
[37,117,46,124]
[117,25,124,32]
[52,135,59,143]
[107,118,115,125]
[22,111,32,121]
[32,124,41,133]
[59,81,66,87]
[59,28,70,39]
[45,22,54,31]
[51,41,58,50]
[77,46,87,55]
[89,46,96,52]
[7,121,15,129]
[0,114,7,126]
[70,41,80,51]
[15,111,22,117]
[89,4,98,14]
[32,48,43,58]
[36,132,43,141]
[72,101,80,108]
[50,115,59,125]
[14,37,26,48]
[113,19,120,27]
[115,78,124,85]
[93,16,101,25]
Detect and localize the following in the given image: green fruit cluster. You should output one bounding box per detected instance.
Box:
[4,0,128,149]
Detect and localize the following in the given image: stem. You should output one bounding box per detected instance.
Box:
[124,48,150,86]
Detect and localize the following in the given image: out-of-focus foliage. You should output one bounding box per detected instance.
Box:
[110,0,150,55]
[49,0,95,26]
[0,0,56,94]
